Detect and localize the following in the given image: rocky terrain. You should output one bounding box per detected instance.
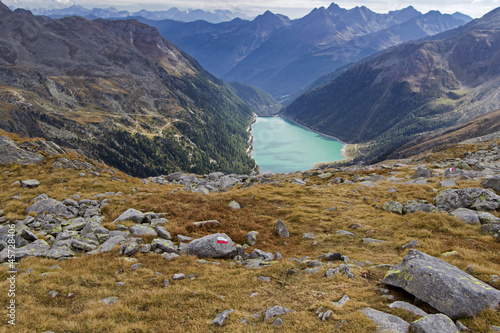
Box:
[0,131,499,332]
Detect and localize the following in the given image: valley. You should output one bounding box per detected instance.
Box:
[0,1,499,331]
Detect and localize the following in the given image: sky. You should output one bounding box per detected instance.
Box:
[4,0,499,19]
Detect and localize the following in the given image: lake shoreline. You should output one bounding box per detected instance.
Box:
[278,114,349,159]
[250,115,346,173]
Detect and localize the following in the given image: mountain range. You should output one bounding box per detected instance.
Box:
[0,2,258,177]
[26,5,252,23]
[282,7,500,163]
[143,3,472,101]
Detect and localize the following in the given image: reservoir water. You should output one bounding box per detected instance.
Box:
[251,116,345,173]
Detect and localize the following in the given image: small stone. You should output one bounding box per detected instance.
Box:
[163,279,170,287]
[388,301,428,317]
[162,253,179,261]
[264,306,293,321]
[303,233,315,239]
[228,201,241,209]
[258,276,270,282]
[321,310,333,321]
[275,219,289,238]
[245,231,258,246]
[336,230,355,236]
[332,295,350,308]
[130,263,142,271]
[363,238,385,244]
[177,235,192,242]
[49,290,59,298]
[173,273,185,280]
[21,180,40,188]
[116,282,125,286]
[250,292,259,297]
[402,239,418,249]
[212,309,234,326]
[100,297,119,305]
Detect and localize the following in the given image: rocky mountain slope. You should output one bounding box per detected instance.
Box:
[282,7,500,164]
[147,3,471,101]
[0,2,256,177]
[0,129,499,332]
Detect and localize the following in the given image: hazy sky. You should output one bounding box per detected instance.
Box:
[4,0,499,19]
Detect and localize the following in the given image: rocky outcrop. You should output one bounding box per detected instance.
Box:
[435,188,500,212]
[382,249,500,319]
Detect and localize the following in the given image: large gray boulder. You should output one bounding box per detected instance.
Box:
[26,199,75,218]
[481,175,500,193]
[113,208,145,224]
[410,314,458,333]
[186,233,237,259]
[482,224,500,238]
[128,225,157,237]
[0,239,50,262]
[382,201,404,215]
[0,135,45,165]
[450,208,480,225]
[382,250,500,319]
[435,188,500,212]
[360,307,409,333]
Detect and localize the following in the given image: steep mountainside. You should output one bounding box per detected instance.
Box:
[282,7,500,163]
[138,11,291,79]
[0,3,256,177]
[150,3,470,101]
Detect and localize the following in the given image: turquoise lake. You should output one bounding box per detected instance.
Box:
[251,116,345,173]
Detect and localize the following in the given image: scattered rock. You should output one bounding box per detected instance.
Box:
[21,180,40,188]
[363,238,385,244]
[388,301,427,317]
[435,188,500,212]
[275,219,289,238]
[212,308,233,326]
[332,295,350,308]
[481,175,500,193]
[113,208,145,224]
[100,297,119,305]
[382,201,404,215]
[302,232,315,239]
[172,273,185,280]
[410,314,458,333]
[228,200,241,209]
[264,306,293,321]
[402,239,418,250]
[272,318,283,326]
[360,307,409,333]
[450,208,480,225]
[245,231,258,246]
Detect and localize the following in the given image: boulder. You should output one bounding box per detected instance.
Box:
[228,200,241,209]
[435,188,500,212]
[388,301,427,317]
[275,219,289,238]
[0,135,45,165]
[113,208,145,224]
[129,225,157,237]
[478,212,500,224]
[481,175,500,193]
[412,167,432,179]
[21,180,40,188]
[151,239,178,254]
[26,199,75,218]
[360,307,409,333]
[96,235,127,253]
[186,233,237,259]
[410,314,458,333]
[264,306,293,321]
[382,250,500,319]
[403,201,439,214]
[212,309,233,326]
[482,224,500,238]
[245,231,258,246]
[154,226,172,240]
[382,201,404,215]
[450,208,480,225]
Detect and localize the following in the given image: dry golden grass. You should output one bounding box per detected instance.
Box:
[0,139,499,332]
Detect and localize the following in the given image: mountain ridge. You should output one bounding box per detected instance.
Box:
[282,6,500,164]
[0,3,256,177]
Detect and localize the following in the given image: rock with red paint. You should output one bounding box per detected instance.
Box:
[186,233,238,259]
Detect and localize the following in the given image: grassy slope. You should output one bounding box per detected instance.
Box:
[0,136,499,332]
